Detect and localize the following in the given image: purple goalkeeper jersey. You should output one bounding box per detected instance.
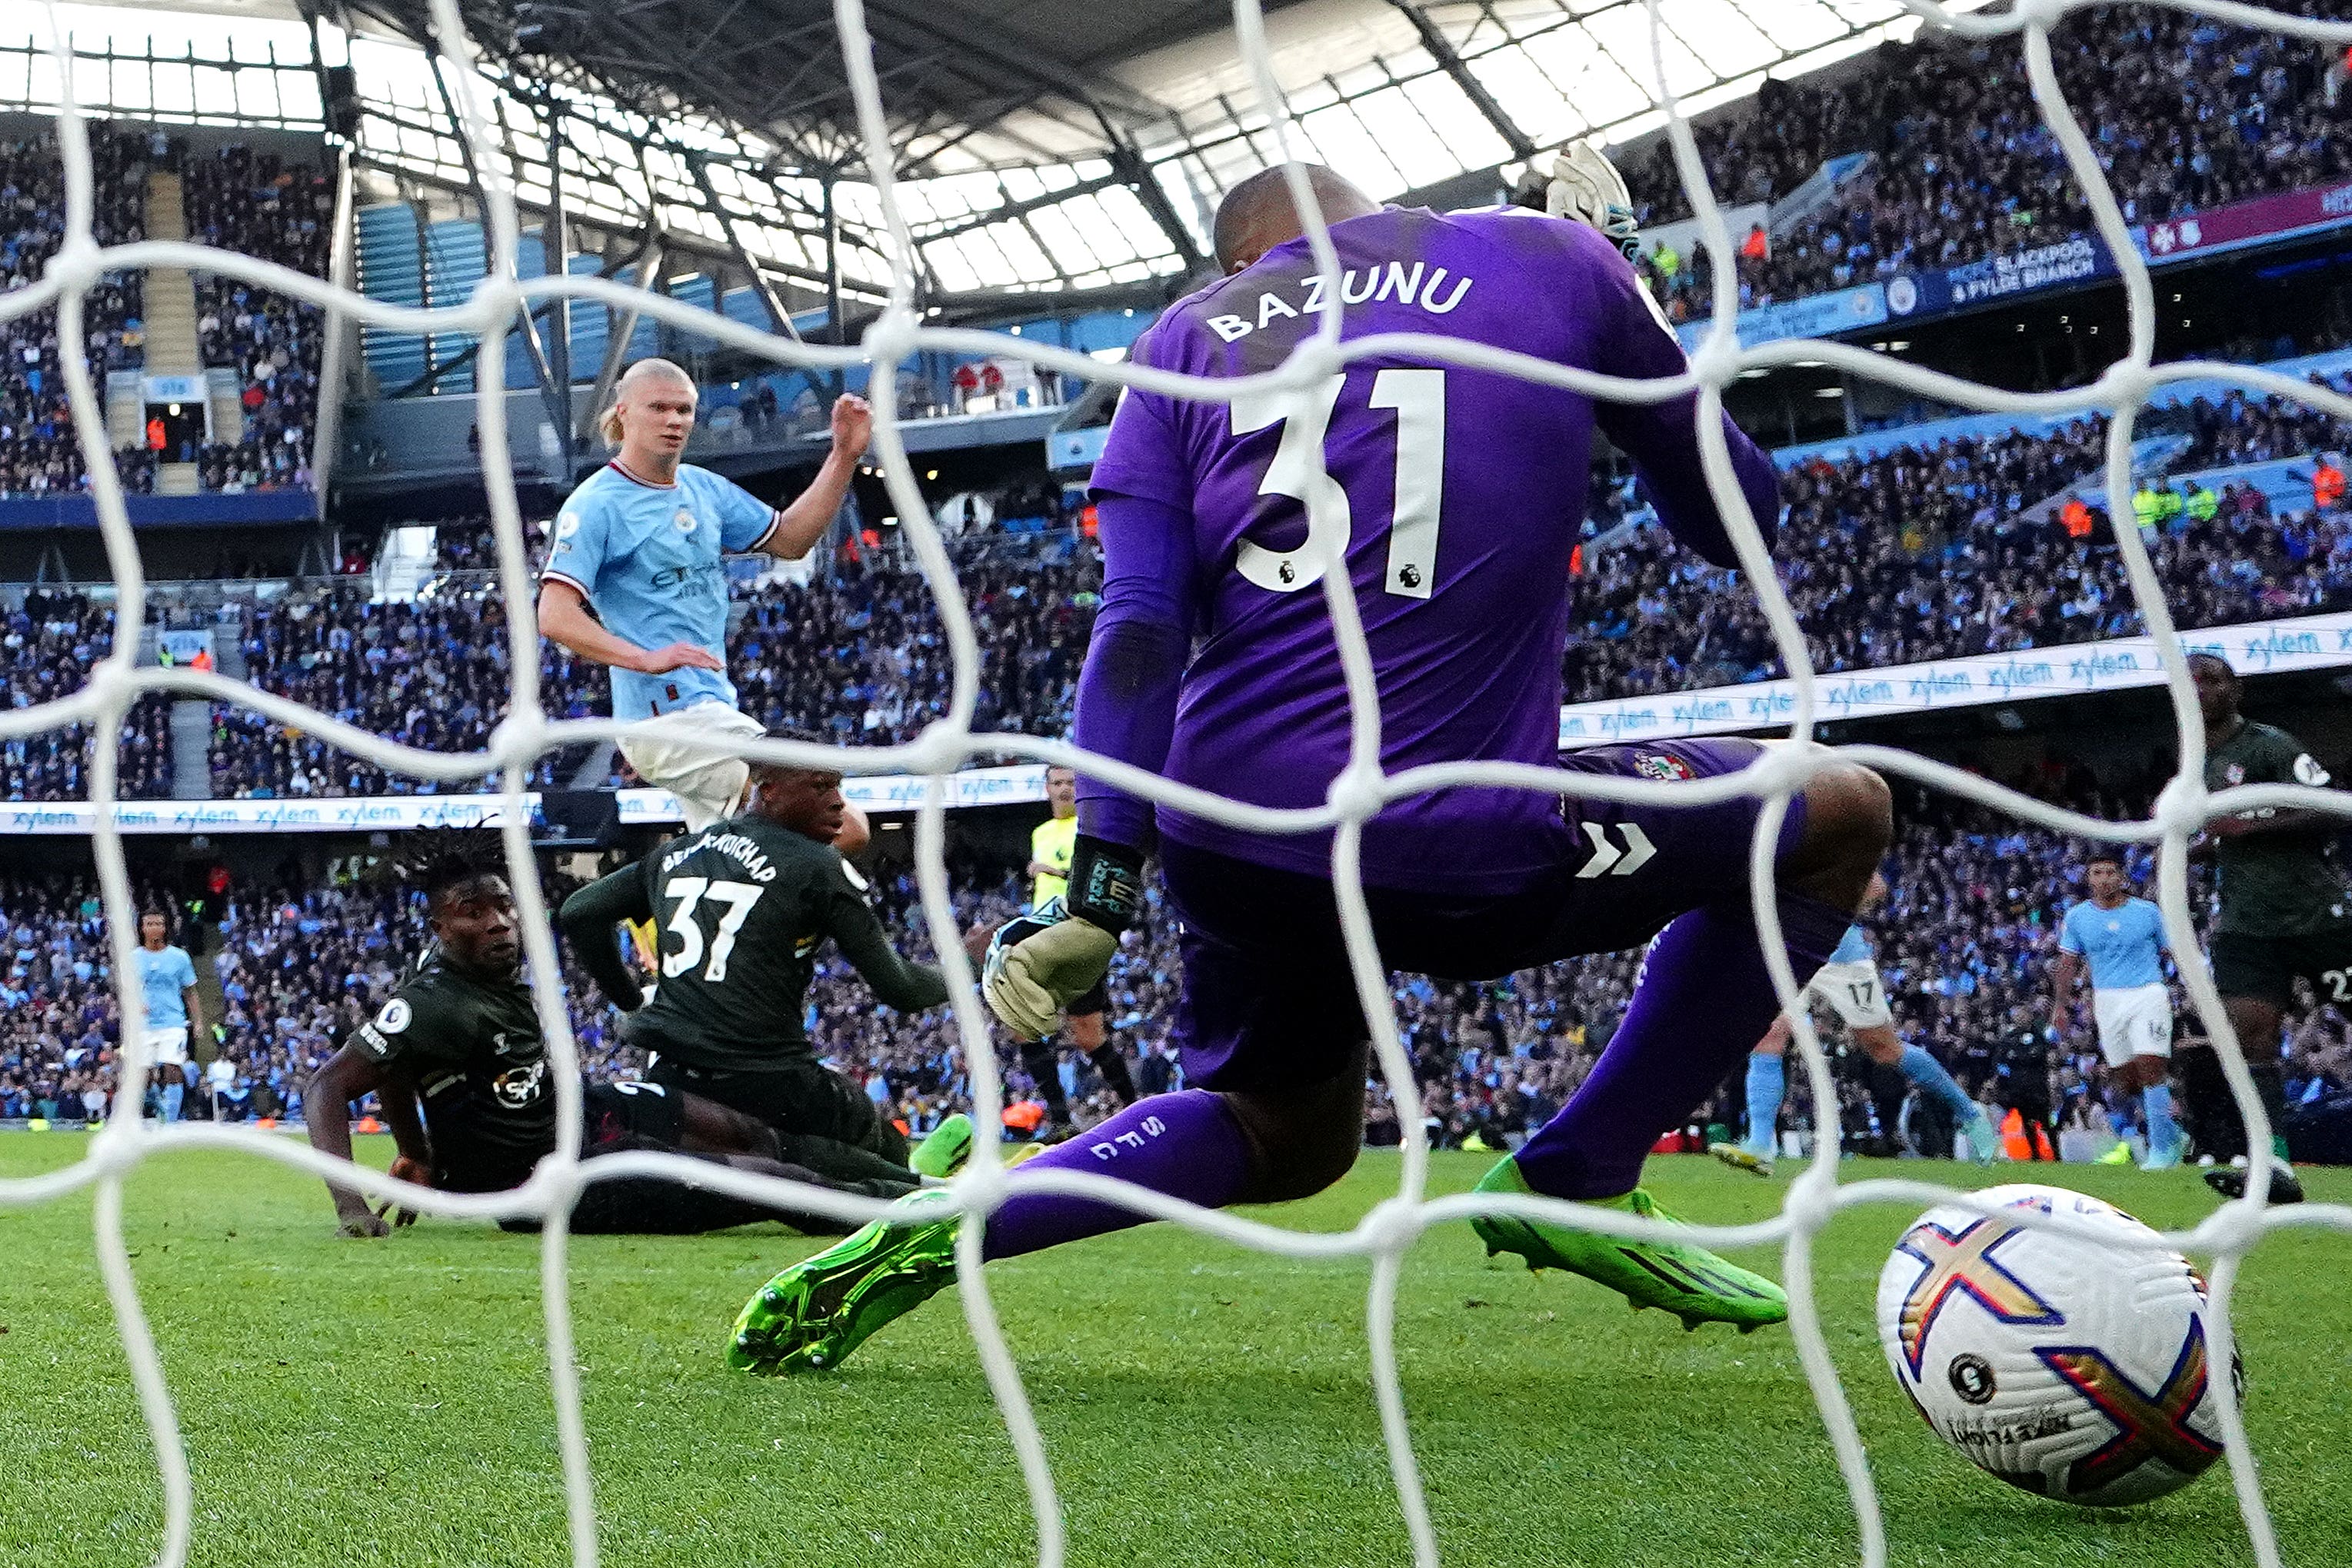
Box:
[1079,205,1780,895]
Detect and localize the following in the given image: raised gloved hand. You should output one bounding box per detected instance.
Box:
[1546,139,1641,261]
[981,835,1143,1039]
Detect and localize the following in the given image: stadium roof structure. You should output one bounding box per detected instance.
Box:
[8,0,1951,305]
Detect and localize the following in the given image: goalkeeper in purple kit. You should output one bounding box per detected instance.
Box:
[730,153,1893,1374]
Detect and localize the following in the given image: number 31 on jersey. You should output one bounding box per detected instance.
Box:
[1231,370,1445,601]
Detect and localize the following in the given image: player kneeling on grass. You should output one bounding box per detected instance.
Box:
[728,152,1894,1377]
[558,747,964,1195]
[305,831,958,1239]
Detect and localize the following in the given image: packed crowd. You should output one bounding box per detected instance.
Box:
[431,514,557,573]
[1565,378,2352,701]
[0,127,329,498]
[0,866,618,1124]
[0,591,178,802]
[0,126,151,498]
[211,583,601,797]
[183,141,331,491]
[21,365,2352,797]
[728,554,1098,749]
[196,540,1102,799]
[2173,379,2352,470]
[1628,8,2352,319]
[8,773,2346,1170]
[9,346,2350,797]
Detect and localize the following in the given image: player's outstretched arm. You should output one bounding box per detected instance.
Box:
[1578,231,1780,569]
[305,1045,430,1237]
[1070,491,1197,851]
[372,1079,434,1229]
[557,867,653,1013]
[535,578,723,676]
[826,880,950,1014]
[757,394,872,562]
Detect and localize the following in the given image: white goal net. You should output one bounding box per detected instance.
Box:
[3,0,2349,1563]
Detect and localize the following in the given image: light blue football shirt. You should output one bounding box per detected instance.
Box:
[2059,896,2169,990]
[541,461,780,720]
[1828,924,1873,965]
[135,944,198,1029]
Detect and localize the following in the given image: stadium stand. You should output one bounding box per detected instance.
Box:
[1567,376,2352,701]
[208,581,603,797]
[0,591,175,801]
[0,125,152,498]
[181,140,331,492]
[1627,9,2352,319]
[0,868,631,1124]
[199,536,1101,799]
[12,351,2352,800]
[0,124,329,501]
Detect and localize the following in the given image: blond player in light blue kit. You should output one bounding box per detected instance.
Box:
[2051,849,2180,1170]
[536,358,873,845]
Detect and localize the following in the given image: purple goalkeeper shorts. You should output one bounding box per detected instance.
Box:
[1159,738,1807,1095]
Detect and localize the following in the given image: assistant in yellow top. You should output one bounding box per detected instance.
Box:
[1028,765,1078,909]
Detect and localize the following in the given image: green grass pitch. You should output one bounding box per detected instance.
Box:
[2,1136,2344,1567]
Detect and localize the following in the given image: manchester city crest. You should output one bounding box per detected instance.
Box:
[675,508,698,533]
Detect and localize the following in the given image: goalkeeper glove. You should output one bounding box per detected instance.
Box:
[981,835,1143,1040]
[1546,139,1641,261]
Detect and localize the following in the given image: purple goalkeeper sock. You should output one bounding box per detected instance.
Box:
[980,1090,1251,1260]
[1515,892,1851,1200]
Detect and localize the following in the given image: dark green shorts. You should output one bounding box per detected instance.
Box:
[2209,927,2352,1010]
[647,1055,907,1164]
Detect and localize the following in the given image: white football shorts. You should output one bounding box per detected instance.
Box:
[142,1025,190,1065]
[618,701,767,834]
[2091,984,2173,1068]
[1807,958,1893,1031]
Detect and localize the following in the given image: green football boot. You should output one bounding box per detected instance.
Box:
[728,1192,960,1376]
[1468,1156,1787,1332]
[907,1113,974,1180]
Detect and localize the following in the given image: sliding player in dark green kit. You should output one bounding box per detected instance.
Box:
[560,745,966,1191]
[305,831,934,1237]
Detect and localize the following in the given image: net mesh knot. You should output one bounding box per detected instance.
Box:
[1357,1195,1425,1257]
[864,306,923,373]
[1325,761,1388,824]
[2154,773,2211,841]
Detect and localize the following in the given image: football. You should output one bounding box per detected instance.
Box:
[1875,1183,2234,1506]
